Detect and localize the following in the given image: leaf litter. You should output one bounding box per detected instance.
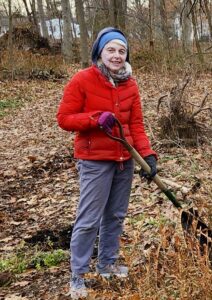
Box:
[0,71,212,299]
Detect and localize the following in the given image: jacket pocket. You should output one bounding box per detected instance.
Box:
[75,134,90,152]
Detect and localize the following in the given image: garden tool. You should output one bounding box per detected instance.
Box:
[102,117,212,262]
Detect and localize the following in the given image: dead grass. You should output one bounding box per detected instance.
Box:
[130,42,212,75]
[0,50,69,80]
[120,221,212,300]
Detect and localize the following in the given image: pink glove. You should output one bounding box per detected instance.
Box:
[98,112,116,134]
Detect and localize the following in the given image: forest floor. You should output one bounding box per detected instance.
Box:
[0,68,212,300]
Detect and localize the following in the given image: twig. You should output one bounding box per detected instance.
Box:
[191,92,210,118]
[204,45,212,51]
[184,101,202,107]
[178,77,190,102]
[157,94,168,112]
[146,119,156,142]
[192,107,212,118]
[188,52,212,56]
[187,0,198,17]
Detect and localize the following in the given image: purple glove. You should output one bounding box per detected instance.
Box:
[98,112,116,134]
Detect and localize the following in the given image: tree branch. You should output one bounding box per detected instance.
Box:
[191,92,211,118]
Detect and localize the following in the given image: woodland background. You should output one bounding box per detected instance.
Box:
[0,1,212,299]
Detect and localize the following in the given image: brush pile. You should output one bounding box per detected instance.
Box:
[157,76,212,146]
[0,26,50,52]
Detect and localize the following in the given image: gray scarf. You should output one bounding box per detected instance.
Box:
[97,59,132,86]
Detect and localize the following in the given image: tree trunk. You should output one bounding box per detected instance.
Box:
[75,0,89,68]
[109,0,117,27]
[153,0,162,39]
[45,0,55,41]
[203,0,212,40]
[58,16,63,43]
[109,0,127,31]
[23,0,39,33]
[135,0,141,8]
[51,0,63,42]
[158,0,171,58]
[70,8,77,40]
[8,0,14,81]
[188,0,204,63]
[148,0,154,50]
[22,0,33,23]
[118,0,127,31]
[61,0,73,63]
[45,0,55,16]
[37,0,49,39]
[30,0,39,33]
[181,0,192,54]
[88,0,110,39]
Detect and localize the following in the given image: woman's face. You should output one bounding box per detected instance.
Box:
[100,41,127,73]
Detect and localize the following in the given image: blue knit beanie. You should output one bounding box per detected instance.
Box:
[97,32,127,56]
[91,27,129,64]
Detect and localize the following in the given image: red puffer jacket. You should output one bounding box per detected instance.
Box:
[57,65,157,161]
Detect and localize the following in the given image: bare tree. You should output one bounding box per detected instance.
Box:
[109,0,127,31]
[22,0,33,23]
[109,0,118,28]
[84,0,110,39]
[188,0,204,63]
[31,0,39,32]
[45,0,55,16]
[126,1,152,42]
[45,0,55,40]
[70,6,77,40]
[158,0,171,57]
[181,0,193,54]
[37,0,49,39]
[8,0,14,80]
[203,0,212,39]
[50,0,63,42]
[61,0,73,63]
[22,0,39,33]
[148,0,154,50]
[75,0,89,68]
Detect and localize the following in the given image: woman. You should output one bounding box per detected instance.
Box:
[57,27,157,299]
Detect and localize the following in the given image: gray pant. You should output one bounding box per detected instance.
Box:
[70,159,134,274]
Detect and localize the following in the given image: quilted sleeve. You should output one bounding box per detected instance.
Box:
[57,74,101,132]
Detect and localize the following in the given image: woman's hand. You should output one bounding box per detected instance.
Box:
[139,155,157,181]
[98,112,116,134]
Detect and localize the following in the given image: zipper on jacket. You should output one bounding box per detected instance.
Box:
[88,138,91,152]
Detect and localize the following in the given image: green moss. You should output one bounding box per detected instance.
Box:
[0,249,69,274]
[0,97,23,117]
